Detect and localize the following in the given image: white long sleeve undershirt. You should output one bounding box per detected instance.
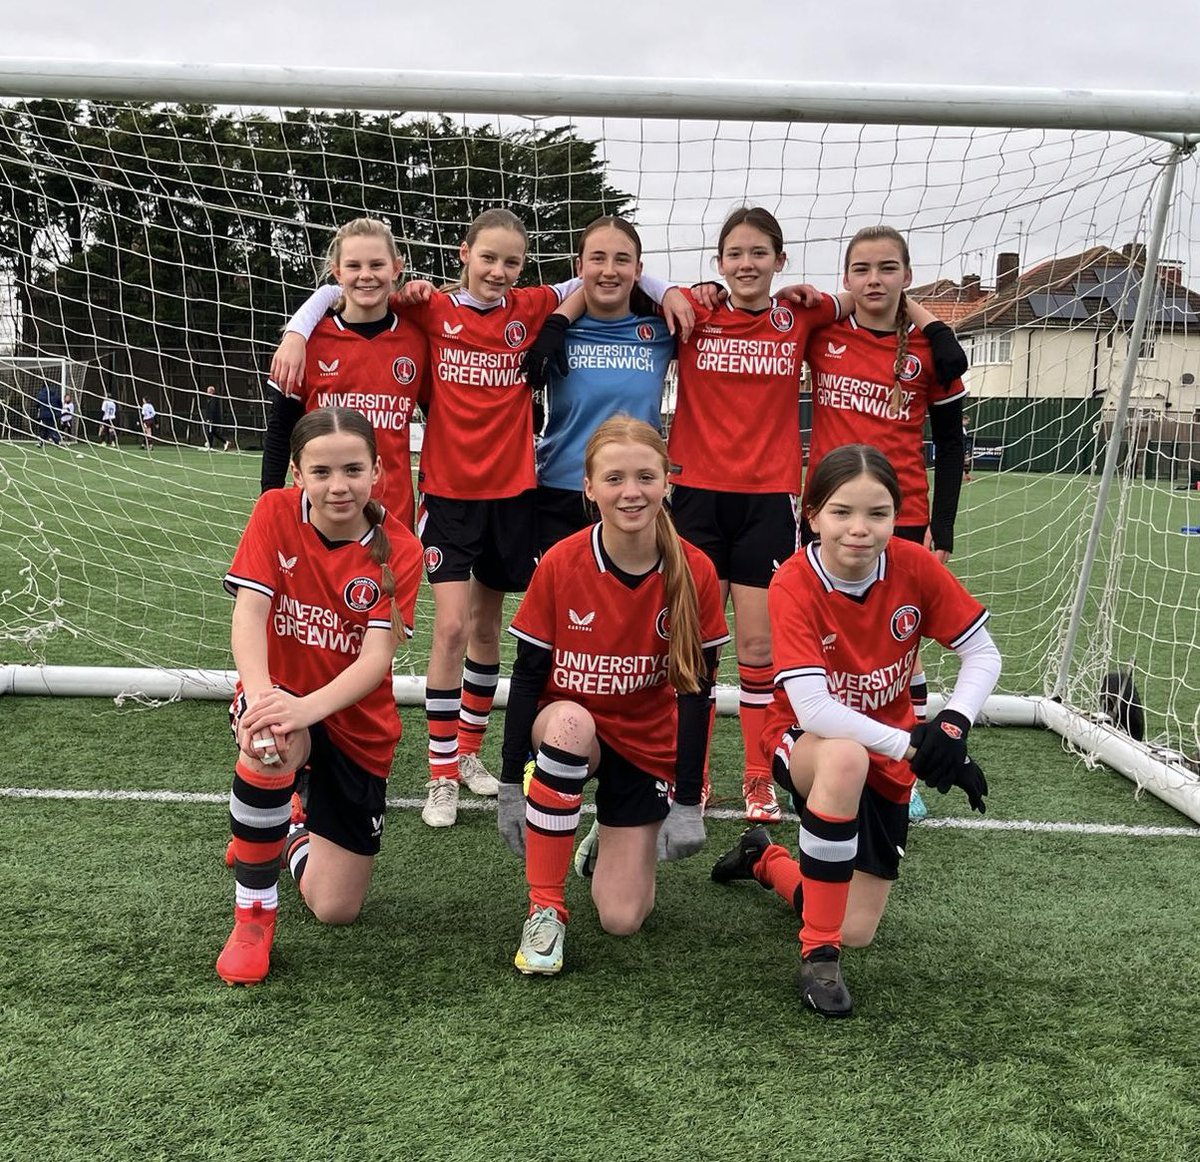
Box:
[782,625,1001,760]
[282,273,676,339]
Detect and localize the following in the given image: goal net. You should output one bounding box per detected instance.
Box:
[0,68,1197,812]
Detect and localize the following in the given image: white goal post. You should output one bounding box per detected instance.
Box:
[0,58,1198,821]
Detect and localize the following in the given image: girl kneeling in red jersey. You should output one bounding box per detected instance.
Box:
[217,407,424,985]
[805,226,971,819]
[497,416,730,975]
[711,444,1000,1016]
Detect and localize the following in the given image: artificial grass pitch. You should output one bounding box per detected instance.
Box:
[2,699,1199,1160]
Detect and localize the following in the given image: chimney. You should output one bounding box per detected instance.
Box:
[963,273,983,300]
[1158,260,1183,287]
[1122,241,1148,266]
[996,252,1020,294]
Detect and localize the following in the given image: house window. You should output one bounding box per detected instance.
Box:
[965,330,1012,365]
[1137,333,1156,360]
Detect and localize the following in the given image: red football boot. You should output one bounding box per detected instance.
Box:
[216,902,277,985]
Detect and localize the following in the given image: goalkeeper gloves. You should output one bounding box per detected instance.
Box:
[909,709,972,791]
[497,782,527,857]
[656,802,705,861]
[520,313,570,391]
[957,758,988,814]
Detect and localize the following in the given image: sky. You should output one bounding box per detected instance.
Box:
[3,1,1200,295]
[4,1,1199,91]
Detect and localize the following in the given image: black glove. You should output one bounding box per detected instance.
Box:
[956,757,988,814]
[909,709,971,791]
[520,313,570,391]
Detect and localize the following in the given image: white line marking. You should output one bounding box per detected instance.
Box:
[2,787,1197,838]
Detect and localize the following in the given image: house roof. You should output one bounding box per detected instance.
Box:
[909,277,992,326]
[950,246,1200,333]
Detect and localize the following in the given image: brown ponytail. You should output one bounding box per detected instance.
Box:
[584,415,705,694]
[891,292,910,418]
[364,498,403,639]
[654,504,705,694]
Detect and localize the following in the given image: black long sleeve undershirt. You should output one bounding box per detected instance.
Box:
[929,395,965,552]
[500,638,554,785]
[260,392,303,493]
[673,645,721,806]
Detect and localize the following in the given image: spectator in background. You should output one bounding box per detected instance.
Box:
[962,413,975,482]
[203,385,232,451]
[36,382,62,446]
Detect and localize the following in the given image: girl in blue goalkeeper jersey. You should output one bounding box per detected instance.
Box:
[531,217,678,554]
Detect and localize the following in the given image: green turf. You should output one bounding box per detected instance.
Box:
[2,700,1198,1160]
[3,444,1197,750]
[3,445,1199,1156]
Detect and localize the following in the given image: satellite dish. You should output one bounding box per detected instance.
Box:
[1182,372,1196,385]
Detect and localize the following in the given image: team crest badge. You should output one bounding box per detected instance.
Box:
[423,546,443,573]
[504,321,527,348]
[890,605,921,642]
[344,576,381,612]
[899,353,922,381]
[637,323,655,341]
[655,607,671,640]
[392,357,417,385]
[769,306,794,332]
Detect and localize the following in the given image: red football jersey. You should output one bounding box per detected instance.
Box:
[509,524,730,782]
[406,286,564,500]
[765,537,988,802]
[224,487,425,777]
[282,311,428,528]
[805,315,967,527]
[669,291,839,493]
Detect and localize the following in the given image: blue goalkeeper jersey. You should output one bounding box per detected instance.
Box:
[536,312,675,491]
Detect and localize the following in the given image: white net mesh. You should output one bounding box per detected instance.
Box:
[0,94,1197,758]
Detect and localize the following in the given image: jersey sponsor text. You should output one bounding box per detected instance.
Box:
[272,593,365,655]
[552,647,669,696]
[825,647,918,712]
[814,371,914,420]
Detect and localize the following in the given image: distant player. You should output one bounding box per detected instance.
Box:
[202,385,233,452]
[35,383,61,446]
[805,225,970,819]
[274,208,687,830]
[497,417,729,975]
[99,394,118,446]
[59,393,76,443]
[217,406,424,986]
[262,218,427,526]
[140,397,156,451]
[668,206,841,825]
[710,445,1000,1017]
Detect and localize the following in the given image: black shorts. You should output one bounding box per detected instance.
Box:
[228,695,387,857]
[535,485,593,557]
[670,485,797,588]
[419,490,537,591]
[302,721,389,857]
[798,519,927,548]
[771,726,908,881]
[591,736,671,828]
